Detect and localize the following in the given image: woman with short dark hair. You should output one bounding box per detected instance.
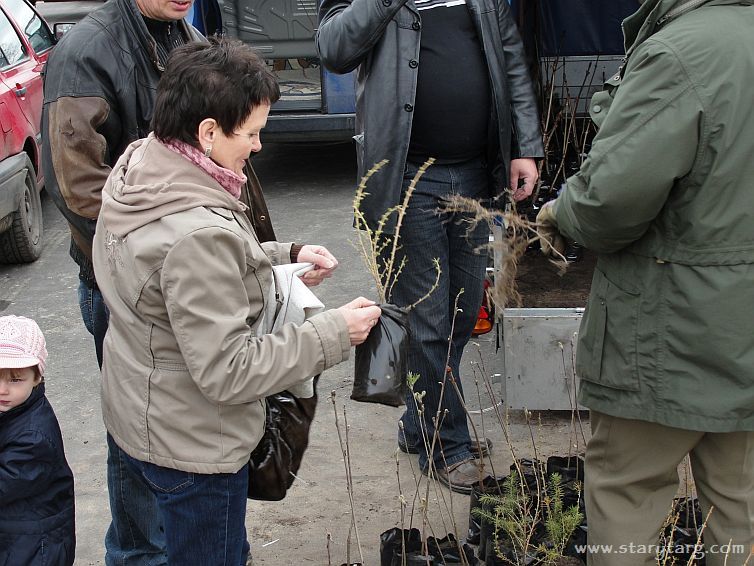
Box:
[91,38,381,564]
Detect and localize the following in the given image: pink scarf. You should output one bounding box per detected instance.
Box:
[161,138,246,200]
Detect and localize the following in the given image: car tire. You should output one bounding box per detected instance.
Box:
[0,158,43,264]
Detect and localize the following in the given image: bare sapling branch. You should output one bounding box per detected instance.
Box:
[352,158,441,307]
[329,391,364,564]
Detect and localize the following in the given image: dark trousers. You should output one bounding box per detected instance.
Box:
[391,157,490,471]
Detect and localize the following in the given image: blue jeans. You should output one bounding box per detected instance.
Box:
[391,158,490,471]
[105,435,168,565]
[77,279,109,369]
[109,435,250,566]
[78,282,167,564]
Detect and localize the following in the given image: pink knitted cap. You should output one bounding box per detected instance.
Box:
[0,315,48,375]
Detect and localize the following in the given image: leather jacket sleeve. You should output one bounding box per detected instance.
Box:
[317,0,411,74]
[497,0,543,159]
[240,159,276,243]
[46,96,112,259]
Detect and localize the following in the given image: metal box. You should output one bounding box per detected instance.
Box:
[501,308,585,411]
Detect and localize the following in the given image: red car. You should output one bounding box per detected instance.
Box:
[0,0,54,263]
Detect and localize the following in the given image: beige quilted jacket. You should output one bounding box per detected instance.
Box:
[92,135,350,473]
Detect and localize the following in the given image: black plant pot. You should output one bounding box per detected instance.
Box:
[564,525,588,560]
[559,479,586,517]
[426,533,479,564]
[467,475,507,546]
[380,528,478,565]
[660,498,706,565]
[546,455,585,483]
[380,527,424,566]
[511,458,545,497]
[485,538,538,566]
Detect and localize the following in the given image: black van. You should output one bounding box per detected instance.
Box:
[216,0,356,142]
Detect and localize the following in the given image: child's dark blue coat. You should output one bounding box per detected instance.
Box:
[0,383,75,565]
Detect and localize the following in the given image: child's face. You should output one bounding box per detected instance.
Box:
[0,367,41,412]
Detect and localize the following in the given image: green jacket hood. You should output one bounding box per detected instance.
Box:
[101,134,246,238]
[623,0,754,53]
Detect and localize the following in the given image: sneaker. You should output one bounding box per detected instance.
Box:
[424,459,489,494]
[398,436,493,458]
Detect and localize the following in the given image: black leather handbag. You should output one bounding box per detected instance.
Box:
[247,379,318,501]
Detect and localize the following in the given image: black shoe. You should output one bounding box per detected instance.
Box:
[398,436,492,458]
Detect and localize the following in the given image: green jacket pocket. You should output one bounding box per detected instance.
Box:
[576,268,640,391]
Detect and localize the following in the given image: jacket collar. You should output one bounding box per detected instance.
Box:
[0,382,44,424]
[101,134,247,237]
[115,0,199,72]
[623,0,753,54]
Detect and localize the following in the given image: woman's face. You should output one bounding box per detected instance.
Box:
[211,103,271,176]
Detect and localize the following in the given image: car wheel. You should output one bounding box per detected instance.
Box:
[0,161,43,264]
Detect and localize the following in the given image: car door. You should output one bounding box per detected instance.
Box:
[0,0,53,135]
[0,79,16,162]
[0,8,31,161]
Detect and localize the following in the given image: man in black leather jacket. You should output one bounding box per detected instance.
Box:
[42,0,279,561]
[41,0,194,562]
[318,0,543,493]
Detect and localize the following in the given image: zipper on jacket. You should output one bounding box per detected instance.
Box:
[657,0,713,25]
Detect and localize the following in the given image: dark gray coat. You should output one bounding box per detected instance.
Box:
[317,0,543,230]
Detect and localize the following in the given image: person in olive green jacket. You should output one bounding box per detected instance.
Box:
[537,1,754,564]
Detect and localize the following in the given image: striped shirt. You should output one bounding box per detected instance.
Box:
[415,0,468,10]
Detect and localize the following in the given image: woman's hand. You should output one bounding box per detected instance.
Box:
[297,244,339,287]
[337,297,382,346]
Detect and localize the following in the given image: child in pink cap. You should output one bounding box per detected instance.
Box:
[0,315,75,565]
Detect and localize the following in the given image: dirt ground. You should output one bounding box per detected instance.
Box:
[515,248,596,308]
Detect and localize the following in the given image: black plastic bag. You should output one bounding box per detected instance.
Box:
[352,303,410,407]
[247,380,318,501]
[546,455,585,483]
[468,475,507,548]
[380,528,477,565]
[426,533,478,564]
[380,527,425,566]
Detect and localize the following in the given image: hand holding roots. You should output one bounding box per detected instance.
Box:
[535,200,567,258]
[441,195,568,310]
